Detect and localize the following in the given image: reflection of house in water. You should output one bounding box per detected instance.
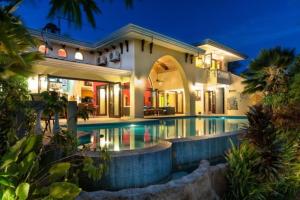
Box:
[78,117,247,151]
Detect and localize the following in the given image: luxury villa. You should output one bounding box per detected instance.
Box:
[25,24,253,194]
[28,23,250,119]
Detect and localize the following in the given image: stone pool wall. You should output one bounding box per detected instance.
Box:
[77,160,228,200]
[170,132,239,170]
[81,131,240,191]
[81,141,172,191]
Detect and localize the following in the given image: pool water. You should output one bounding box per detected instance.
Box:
[77,116,247,151]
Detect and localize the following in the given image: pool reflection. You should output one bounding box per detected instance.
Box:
[78,117,247,151]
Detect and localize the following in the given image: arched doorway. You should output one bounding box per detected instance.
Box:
[144,55,189,116]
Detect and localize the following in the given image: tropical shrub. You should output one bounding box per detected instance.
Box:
[226,47,300,200]
[77,105,94,121]
[0,76,35,154]
[226,105,300,199]
[245,105,288,182]
[40,91,68,133]
[0,1,137,199]
[0,131,110,200]
[225,141,270,200]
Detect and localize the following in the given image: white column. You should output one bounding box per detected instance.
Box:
[130,74,146,118]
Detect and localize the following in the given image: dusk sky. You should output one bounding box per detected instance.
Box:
[16,0,300,73]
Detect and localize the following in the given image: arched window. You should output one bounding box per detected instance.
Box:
[57,48,67,58]
[74,51,83,60]
[38,45,48,54]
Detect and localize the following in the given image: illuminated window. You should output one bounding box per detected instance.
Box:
[57,48,67,58]
[211,59,222,70]
[38,45,48,54]
[195,56,204,68]
[74,51,83,60]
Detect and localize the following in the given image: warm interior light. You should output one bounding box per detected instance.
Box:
[90,135,95,143]
[114,84,120,93]
[195,56,204,67]
[27,76,38,93]
[74,51,83,60]
[57,48,67,58]
[39,75,48,92]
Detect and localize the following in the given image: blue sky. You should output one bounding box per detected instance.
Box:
[16,0,300,73]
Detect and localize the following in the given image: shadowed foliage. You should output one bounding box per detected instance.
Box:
[227,46,300,200]
[0,0,43,77]
[47,0,101,28]
[47,0,134,28]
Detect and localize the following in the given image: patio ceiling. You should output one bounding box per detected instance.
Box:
[153,57,178,73]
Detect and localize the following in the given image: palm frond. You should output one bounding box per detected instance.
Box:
[124,0,133,8]
[243,47,294,95]
[47,0,101,28]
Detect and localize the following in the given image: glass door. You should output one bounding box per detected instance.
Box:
[176,91,184,114]
[158,92,165,107]
[205,91,216,114]
[96,85,107,116]
[109,83,121,118]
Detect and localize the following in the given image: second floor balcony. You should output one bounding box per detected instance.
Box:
[208,69,231,85]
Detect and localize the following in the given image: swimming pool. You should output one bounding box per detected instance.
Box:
[77,116,247,151]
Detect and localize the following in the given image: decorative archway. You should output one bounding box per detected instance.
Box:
[144,55,190,115]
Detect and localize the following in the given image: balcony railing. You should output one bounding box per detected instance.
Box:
[208,69,231,85]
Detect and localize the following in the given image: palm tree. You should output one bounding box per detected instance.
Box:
[48,0,133,28]
[47,0,101,28]
[0,0,43,78]
[242,47,295,95]
[40,91,68,134]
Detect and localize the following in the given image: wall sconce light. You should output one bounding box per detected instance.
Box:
[135,78,143,85]
[74,48,83,60]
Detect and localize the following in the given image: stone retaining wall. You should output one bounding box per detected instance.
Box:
[77,160,228,200]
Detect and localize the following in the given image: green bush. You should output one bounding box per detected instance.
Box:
[0,76,35,154]
[225,106,300,200]
[225,141,270,200]
[0,131,110,200]
[227,47,300,200]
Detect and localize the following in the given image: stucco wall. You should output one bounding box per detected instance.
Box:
[225,74,250,115]
[36,39,250,117]
[131,39,200,117]
[41,42,135,71]
[149,70,184,91]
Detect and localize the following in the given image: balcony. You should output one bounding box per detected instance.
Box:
[208,69,231,85]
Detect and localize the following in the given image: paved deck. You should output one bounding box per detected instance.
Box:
[60,113,246,126]
[60,117,158,126]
